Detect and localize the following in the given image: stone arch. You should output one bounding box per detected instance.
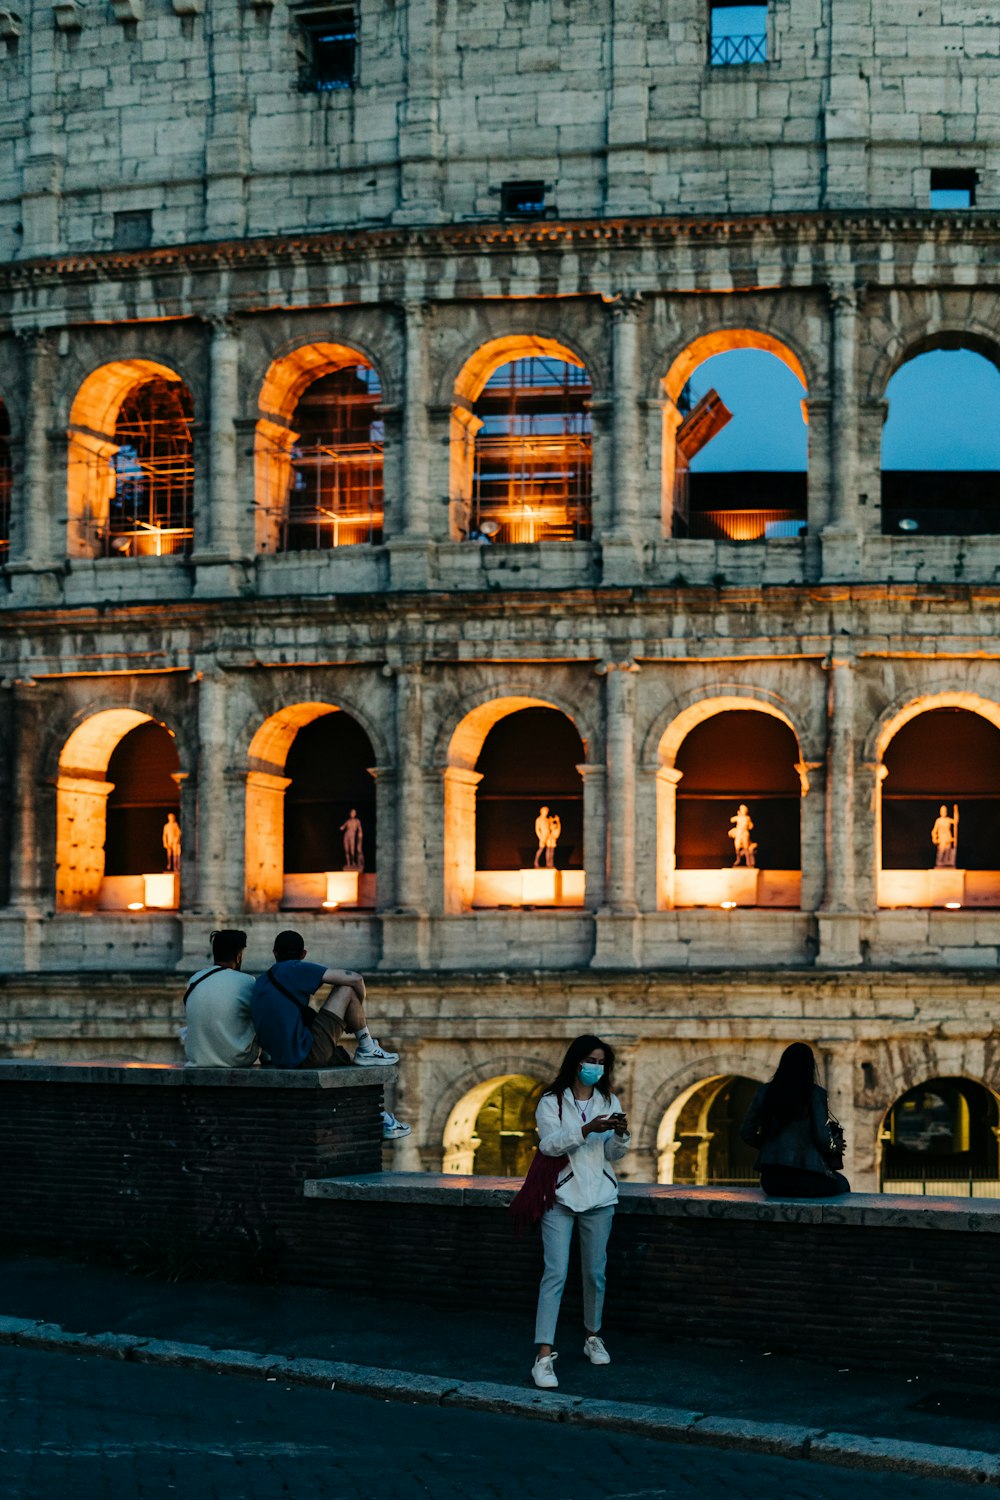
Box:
[244,701,381,911]
[447,332,594,542]
[441,693,589,913]
[56,707,182,912]
[659,328,809,542]
[426,1051,557,1146]
[648,692,807,910]
[877,1072,1000,1194]
[67,357,196,559]
[637,1050,767,1159]
[864,688,1000,769]
[441,1071,545,1175]
[868,324,1000,403]
[254,339,386,553]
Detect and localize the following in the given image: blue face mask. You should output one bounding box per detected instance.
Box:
[579,1062,604,1087]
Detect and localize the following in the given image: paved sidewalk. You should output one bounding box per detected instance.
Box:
[1,1252,997,1483]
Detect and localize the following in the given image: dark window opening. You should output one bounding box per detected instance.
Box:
[671,1076,763,1186]
[500,180,546,219]
[105,722,180,877]
[112,209,153,251]
[709,1,767,65]
[930,168,977,210]
[296,6,356,91]
[475,708,584,871]
[881,708,1000,874]
[284,712,376,878]
[273,364,383,551]
[881,1078,999,1192]
[471,357,592,544]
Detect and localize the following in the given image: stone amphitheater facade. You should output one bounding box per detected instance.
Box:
[0,0,998,1187]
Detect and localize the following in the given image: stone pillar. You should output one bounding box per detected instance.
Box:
[605,0,651,215]
[194,672,230,915]
[9,687,43,910]
[818,1042,867,1187]
[442,767,481,917]
[796,758,826,913]
[203,0,248,239]
[604,662,640,913]
[12,332,56,574]
[577,762,606,913]
[193,318,243,578]
[655,764,684,909]
[821,284,863,579]
[817,651,863,966]
[393,667,428,914]
[389,304,433,587]
[393,0,441,224]
[602,294,644,583]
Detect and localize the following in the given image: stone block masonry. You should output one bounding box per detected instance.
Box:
[0,1062,390,1276]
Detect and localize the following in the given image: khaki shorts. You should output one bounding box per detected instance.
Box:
[304,1007,348,1068]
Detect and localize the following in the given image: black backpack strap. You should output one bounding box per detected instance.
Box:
[267,966,316,1026]
[182,966,225,1006]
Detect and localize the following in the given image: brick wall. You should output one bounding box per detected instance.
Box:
[0,1064,386,1278]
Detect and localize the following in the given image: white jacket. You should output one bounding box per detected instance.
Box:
[536,1088,631,1213]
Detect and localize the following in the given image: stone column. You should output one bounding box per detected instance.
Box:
[604,662,640,914]
[819,1042,865,1187]
[817,651,863,966]
[796,758,826,913]
[605,0,651,215]
[393,666,428,914]
[201,318,242,559]
[577,762,606,913]
[821,284,863,580]
[9,686,43,910]
[655,764,683,909]
[13,331,56,572]
[389,304,433,587]
[602,294,644,583]
[393,0,441,224]
[194,672,230,915]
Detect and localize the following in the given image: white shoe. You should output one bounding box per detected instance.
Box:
[381,1110,412,1141]
[354,1042,399,1066]
[583,1335,611,1365]
[531,1352,559,1389]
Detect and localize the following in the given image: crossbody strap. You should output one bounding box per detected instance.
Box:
[182,966,224,1006]
[266,966,316,1024]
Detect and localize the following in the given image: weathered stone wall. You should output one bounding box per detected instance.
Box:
[1,0,998,260]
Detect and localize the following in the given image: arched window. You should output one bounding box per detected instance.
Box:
[57,710,181,912]
[878,707,1000,909]
[881,346,1000,536]
[454,346,592,544]
[657,1074,762,1185]
[0,398,11,557]
[672,709,801,908]
[256,349,383,552]
[245,704,376,911]
[880,1077,1000,1196]
[672,347,807,541]
[472,706,584,908]
[68,362,195,559]
[442,1074,543,1175]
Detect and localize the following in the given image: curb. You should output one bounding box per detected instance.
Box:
[0,1315,997,1487]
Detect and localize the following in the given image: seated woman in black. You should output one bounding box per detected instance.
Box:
[741,1042,850,1198]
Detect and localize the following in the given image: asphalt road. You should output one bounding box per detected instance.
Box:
[0,1347,980,1500]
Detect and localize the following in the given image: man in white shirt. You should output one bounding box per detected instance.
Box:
[183,929,259,1068]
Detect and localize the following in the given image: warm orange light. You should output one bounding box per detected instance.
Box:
[322,900,339,909]
[944,902,962,909]
[721,900,738,910]
[127,901,144,911]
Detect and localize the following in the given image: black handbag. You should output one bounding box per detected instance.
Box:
[827,1115,846,1170]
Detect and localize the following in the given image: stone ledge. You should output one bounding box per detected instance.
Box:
[304,1172,1000,1233]
[0,1060,396,1091]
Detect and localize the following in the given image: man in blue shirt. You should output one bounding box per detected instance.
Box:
[251,929,398,1071]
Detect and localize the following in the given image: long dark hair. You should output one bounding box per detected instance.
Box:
[759,1042,817,1137]
[543,1035,615,1102]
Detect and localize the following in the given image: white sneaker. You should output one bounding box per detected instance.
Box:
[583,1335,611,1365]
[354,1041,399,1066]
[531,1352,559,1389]
[381,1110,412,1141]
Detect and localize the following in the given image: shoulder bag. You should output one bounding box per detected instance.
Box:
[509,1094,568,1235]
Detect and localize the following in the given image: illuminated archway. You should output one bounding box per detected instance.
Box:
[880,338,1000,537]
[441,1073,543,1175]
[879,1076,1000,1197]
[654,696,806,910]
[67,360,195,558]
[255,342,384,553]
[56,708,181,911]
[661,331,808,540]
[656,1073,763,1185]
[245,702,377,911]
[876,702,1000,909]
[444,695,587,912]
[450,336,592,543]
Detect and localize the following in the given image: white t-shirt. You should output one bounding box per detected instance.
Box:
[183,967,259,1068]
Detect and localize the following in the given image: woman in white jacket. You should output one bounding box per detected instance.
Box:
[531,1034,630,1390]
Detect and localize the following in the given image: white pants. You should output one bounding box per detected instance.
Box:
[534,1202,615,1347]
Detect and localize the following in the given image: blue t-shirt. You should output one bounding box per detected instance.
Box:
[250,960,328,1068]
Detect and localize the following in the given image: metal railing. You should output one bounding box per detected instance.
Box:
[259,438,384,551]
[83,448,194,559]
[710,33,766,65]
[472,432,592,544]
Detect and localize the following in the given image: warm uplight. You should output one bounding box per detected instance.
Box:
[127,901,145,911]
[720,900,738,909]
[322,900,340,910]
[944,901,962,909]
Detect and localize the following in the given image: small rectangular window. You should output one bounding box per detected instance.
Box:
[296,5,357,92]
[930,168,977,210]
[710,1,767,66]
[500,180,547,218]
[112,209,153,250]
